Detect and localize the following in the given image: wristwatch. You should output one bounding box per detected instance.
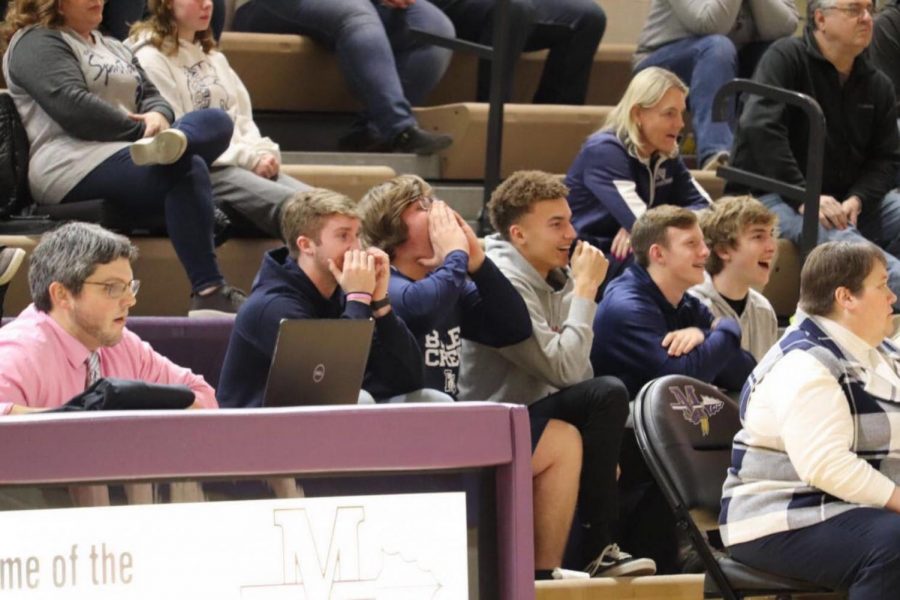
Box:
[371,295,391,311]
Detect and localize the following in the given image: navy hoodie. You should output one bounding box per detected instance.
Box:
[592,263,756,397]
[381,250,532,397]
[217,247,424,407]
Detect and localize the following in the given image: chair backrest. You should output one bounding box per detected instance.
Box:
[0,93,33,219]
[634,374,741,517]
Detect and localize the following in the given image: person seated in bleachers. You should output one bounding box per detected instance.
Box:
[0,222,217,414]
[458,170,657,578]
[1,0,246,316]
[729,0,900,308]
[359,172,630,581]
[871,0,900,105]
[429,0,605,105]
[593,205,755,397]
[0,245,25,322]
[634,0,799,171]
[128,0,311,239]
[358,174,531,398]
[721,241,900,596]
[231,0,454,155]
[566,67,711,289]
[102,0,225,41]
[217,188,428,407]
[689,195,779,361]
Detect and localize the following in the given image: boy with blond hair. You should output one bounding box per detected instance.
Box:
[690,195,779,361]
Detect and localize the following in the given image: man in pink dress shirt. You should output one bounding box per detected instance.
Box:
[0,222,217,414]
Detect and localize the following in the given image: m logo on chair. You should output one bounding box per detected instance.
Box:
[668,385,724,436]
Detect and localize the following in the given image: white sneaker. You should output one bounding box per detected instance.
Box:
[129,129,188,166]
[701,150,730,172]
[585,543,657,577]
[551,567,590,580]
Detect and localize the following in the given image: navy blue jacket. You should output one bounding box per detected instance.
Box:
[565,131,710,252]
[217,247,424,407]
[592,263,756,396]
[383,250,532,397]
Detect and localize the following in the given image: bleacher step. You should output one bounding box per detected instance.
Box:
[282,151,441,180]
[432,185,484,221]
[536,574,703,600]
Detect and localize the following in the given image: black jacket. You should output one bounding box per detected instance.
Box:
[728,29,900,214]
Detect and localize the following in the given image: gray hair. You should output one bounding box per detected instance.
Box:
[601,67,688,153]
[807,0,840,28]
[29,222,138,312]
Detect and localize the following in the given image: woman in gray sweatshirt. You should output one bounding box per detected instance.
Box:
[1,0,246,315]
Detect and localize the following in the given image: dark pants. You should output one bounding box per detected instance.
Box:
[233,0,453,140]
[730,508,900,599]
[63,109,233,292]
[528,376,629,565]
[431,0,605,104]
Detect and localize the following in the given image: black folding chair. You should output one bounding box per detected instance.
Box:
[633,374,841,599]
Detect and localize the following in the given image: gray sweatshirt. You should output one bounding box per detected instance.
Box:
[634,0,800,66]
[688,272,778,362]
[458,235,596,405]
[2,26,174,203]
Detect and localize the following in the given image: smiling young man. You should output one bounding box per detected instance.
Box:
[0,222,217,414]
[459,170,656,578]
[217,188,425,408]
[689,196,779,361]
[592,205,756,397]
[728,0,900,305]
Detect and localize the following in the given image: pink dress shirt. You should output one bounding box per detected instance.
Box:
[0,305,217,414]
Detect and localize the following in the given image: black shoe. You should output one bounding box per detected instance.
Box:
[188,284,247,318]
[337,128,388,152]
[584,543,657,577]
[389,126,452,155]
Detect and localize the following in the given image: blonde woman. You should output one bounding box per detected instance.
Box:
[129,0,309,238]
[565,67,712,286]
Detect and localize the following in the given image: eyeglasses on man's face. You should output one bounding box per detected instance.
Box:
[82,279,141,299]
[825,3,877,19]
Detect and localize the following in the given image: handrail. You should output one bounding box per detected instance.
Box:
[712,79,826,257]
[409,0,515,235]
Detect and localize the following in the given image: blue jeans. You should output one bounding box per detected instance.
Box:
[760,191,900,309]
[730,508,900,598]
[233,0,454,140]
[63,109,233,292]
[636,36,768,166]
[431,0,606,104]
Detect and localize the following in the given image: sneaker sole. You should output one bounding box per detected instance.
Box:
[595,558,657,578]
[187,309,238,319]
[130,129,188,166]
[0,248,25,286]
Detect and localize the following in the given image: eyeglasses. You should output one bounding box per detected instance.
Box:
[82,279,141,299]
[825,3,877,19]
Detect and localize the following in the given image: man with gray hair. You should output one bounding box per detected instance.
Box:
[0,222,217,414]
[728,0,900,304]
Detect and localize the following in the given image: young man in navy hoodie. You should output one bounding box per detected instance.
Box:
[217,188,426,408]
[592,205,756,397]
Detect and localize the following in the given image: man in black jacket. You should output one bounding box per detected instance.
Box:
[728,0,900,305]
